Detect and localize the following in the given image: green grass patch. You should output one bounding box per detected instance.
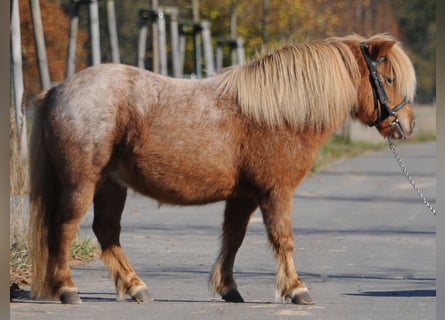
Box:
[10,226,99,286]
[312,135,386,172]
[70,236,99,265]
[312,131,435,172]
[410,131,436,143]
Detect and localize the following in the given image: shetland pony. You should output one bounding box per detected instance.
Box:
[29,34,416,304]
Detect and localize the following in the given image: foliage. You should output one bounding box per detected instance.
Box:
[201,1,401,56]
[21,0,435,102]
[391,0,435,103]
[201,0,435,103]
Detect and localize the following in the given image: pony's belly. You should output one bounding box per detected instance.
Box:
[113,162,237,205]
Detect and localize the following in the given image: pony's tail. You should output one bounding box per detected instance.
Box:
[29,89,59,299]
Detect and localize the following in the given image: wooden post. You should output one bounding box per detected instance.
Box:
[29,0,51,90]
[192,0,202,78]
[201,20,215,76]
[192,0,200,23]
[151,0,159,74]
[88,0,101,65]
[236,38,245,65]
[215,38,244,70]
[11,0,28,160]
[230,1,237,65]
[157,10,168,76]
[138,7,172,75]
[167,7,181,77]
[106,0,120,63]
[137,10,148,69]
[192,25,201,78]
[216,43,223,71]
[178,34,186,76]
[66,0,80,77]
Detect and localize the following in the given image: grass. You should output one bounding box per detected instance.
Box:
[10,193,99,287]
[70,237,99,265]
[312,130,436,172]
[10,111,32,286]
[410,131,436,143]
[10,202,32,286]
[311,135,386,172]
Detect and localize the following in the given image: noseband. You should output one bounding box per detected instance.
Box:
[359,43,409,138]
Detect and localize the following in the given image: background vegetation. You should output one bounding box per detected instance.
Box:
[19,0,435,103]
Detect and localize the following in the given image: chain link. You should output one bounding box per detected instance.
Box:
[388,138,436,215]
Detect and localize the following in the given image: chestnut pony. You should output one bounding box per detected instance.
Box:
[29,34,416,304]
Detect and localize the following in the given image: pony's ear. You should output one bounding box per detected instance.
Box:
[366,39,396,61]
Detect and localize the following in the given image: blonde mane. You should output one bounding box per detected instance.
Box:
[217,34,415,131]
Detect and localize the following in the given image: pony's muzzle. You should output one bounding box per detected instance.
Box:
[390,117,415,140]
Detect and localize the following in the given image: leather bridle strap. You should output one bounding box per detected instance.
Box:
[359,42,408,127]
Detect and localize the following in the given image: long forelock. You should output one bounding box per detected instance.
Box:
[386,43,417,102]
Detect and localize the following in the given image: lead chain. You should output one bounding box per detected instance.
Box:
[388,138,436,215]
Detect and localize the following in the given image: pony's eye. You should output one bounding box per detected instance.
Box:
[385,77,395,86]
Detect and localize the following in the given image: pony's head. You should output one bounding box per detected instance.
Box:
[350,34,416,140]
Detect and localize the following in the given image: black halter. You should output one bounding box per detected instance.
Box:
[359,43,408,136]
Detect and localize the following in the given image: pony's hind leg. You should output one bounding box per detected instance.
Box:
[210,197,258,302]
[48,184,95,304]
[93,178,150,302]
[260,189,314,305]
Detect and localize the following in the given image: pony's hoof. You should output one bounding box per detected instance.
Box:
[60,291,82,304]
[222,289,244,303]
[291,291,314,305]
[131,287,152,303]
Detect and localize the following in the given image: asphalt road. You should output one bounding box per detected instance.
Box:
[10,141,436,320]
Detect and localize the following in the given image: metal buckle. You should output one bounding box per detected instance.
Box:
[389,114,406,139]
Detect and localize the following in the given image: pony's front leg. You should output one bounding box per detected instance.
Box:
[210,197,258,302]
[260,189,314,305]
[93,178,150,302]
